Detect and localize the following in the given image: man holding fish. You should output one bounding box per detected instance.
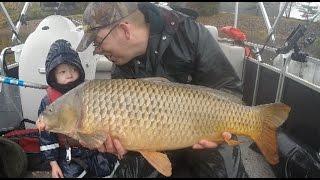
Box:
[37,2,290,178]
[76,2,244,178]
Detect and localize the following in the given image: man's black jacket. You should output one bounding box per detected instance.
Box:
[111,2,242,94]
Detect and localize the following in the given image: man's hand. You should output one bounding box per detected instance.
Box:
[192,132,232,149]
[50,161,64,178]
[80,134,128,159]
[36,116,46,132]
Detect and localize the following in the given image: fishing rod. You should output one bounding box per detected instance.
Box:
[270,11,320,63]
[253,2,290,56]
[0,75,48,90]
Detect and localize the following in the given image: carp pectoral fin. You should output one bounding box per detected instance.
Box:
[211,133,242,146]
[224,139,243,146]
[220,133,243,146]
[137,150,172,177]
[77,132,106,149]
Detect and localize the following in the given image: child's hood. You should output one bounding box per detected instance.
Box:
[45,39,85,93]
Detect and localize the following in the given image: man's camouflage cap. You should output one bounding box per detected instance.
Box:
[76,2,138,52]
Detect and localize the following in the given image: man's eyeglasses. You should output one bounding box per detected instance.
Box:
[93,24,118,49]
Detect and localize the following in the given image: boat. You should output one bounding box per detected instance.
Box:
[0,2,319,178]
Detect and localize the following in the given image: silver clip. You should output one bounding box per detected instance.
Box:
[66,147,71,163]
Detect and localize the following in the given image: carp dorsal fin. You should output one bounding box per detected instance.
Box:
[213,88,244,105]
[139,77,171,83]
[137,150,172,177]
[139,77,243,104]
[186,86,244,104]
[181,85,244,104]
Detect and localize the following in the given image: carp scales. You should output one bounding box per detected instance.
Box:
[36,77,291,177]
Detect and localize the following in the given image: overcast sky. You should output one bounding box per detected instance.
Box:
[283,2,320,21]
[158,2,320,21]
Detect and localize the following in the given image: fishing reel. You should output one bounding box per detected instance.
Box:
[303,33,317,49]
[275,24,309,63]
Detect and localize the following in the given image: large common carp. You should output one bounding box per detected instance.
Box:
[36,78,291,177]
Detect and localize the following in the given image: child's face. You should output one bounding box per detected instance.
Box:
[54,64,80,85]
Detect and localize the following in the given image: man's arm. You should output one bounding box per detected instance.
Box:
[183,19,243,94]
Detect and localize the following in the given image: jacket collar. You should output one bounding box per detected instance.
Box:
[119,3,189,76]
[138,2,164,35]
[138,2,187,75]
[46,86,63,103]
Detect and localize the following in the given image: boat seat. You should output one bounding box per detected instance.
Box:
[95,55,112,79]
[205,25,245,80]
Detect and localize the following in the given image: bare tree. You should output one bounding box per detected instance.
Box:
[284,2,296,18]
[297,2,318,21]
